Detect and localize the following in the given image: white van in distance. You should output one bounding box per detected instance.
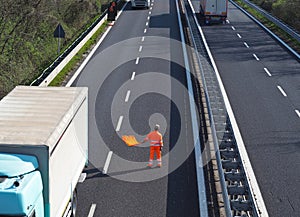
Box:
[131,0,150,9]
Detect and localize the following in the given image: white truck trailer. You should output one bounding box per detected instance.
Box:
[200,0,228,24]
[0,86,88,217]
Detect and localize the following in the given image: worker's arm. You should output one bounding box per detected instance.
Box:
[159,135,163,146]
[159,137,163,151]
[140,136,149,144]
[141,131,153,144]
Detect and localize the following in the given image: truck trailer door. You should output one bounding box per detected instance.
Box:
[216,0,227,16]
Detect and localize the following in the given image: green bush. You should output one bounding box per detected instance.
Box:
[250,0,300,32]
[235,0,300,53]
[0,0,109,99]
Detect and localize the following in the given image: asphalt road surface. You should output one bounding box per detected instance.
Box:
[73,0,202,216]
[191,1,300,216]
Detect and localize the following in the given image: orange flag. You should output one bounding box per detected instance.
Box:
[122,135,140,147]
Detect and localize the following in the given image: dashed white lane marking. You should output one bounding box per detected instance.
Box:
[87,204,97,217]
[277,85,287,97]
[141,36,145,42]
[146,22,149,26]
[139,46,143,52]
[144,28,147,33]
[103,151,113,174]
[243,42,249,48]
[253,53,260,61]
[264,67,272,77]
[237,33,242,38]
[125,90,131,102]
[231,26,236,30]
[147,16,150,20]
[131,71,136,80]
[135,57,140,64]
[149,11,152,15]
[116,116,124,131]
[150,7,153,10]
[226,20,230,24]
[295,110,300,118]
[151,3,154,6]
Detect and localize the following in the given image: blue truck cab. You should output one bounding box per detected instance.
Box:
[0,153,44,217]
[0,86,88,217]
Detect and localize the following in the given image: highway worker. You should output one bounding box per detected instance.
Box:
[141,124,163,167]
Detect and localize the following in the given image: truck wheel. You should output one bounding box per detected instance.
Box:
[71,190,78,217]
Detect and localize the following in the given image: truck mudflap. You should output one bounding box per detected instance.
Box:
[204,14,227,24]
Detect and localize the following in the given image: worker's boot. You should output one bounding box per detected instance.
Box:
[157,159,162,168]
[148,160,153,168]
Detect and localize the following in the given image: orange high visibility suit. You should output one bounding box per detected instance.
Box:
[144,130,163,167]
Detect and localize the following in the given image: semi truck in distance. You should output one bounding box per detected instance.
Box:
[131,0,150,9]
[200,0,228,24]
[0,86,88,217]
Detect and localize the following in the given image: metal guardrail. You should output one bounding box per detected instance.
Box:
[30,10,108,86]
[179,2,231,216]
[240,0,300,43]
[230,0,300,60]
[30,7,110,86]
[175,1,209,216]
[183,0,269,216]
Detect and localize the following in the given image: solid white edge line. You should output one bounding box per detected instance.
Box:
[116,116,123,132]
[277,85,287,97]
[125,90,131,102]
[66,2,128,87]
[139,46,143,52]
[176,0,208,216]
[87,204,97,217]
[135,57,140,64]
[66,25,112,87]
[131,71,136,80]
[237,33,242,38]
[295,110,300,118]
[244,42,249,48]
[63,203,71,217]
[103,151,113,174]
[253,53,260,61]
[264,68,272,77]
[188,0,269,216]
